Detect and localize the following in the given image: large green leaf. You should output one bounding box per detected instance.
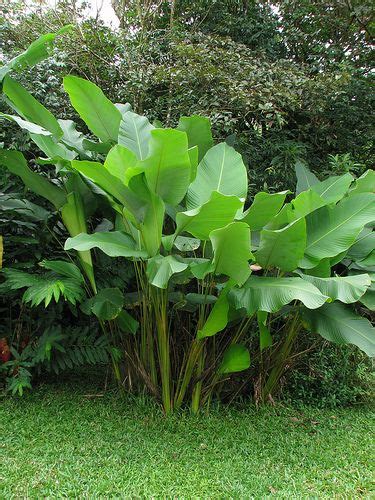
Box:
[256,218,306,272]
[347,228,375,261]
[210,222,253,285]
[197,280,234,339]
[3,76,62,138]
[58,119,87,155]
[117,309,139,334]
[146,255,188,289]
[83,288,124,321]
[141,129,191,205]
[104,144,138,182]
[311,173,353,204]
[288,189,326,220]
[118,111,154,160]
[65,231,147,258]
[303,193,375,263]
[63,75,121,143]
[218,344,250,374]
[175,192,242,240]
[186,142,247,209]
[0,26,71,82]
[0,113,52,136]
[303,302,375,357]
[295,161,319,194]
[70,160,141,214]
[349,170,375,195]
[297,272,371,303]
[177,115,213,162]
[229,276,329,315]
[257,311,273,350]
[0,149,66,209]
[30,134,77,161]
[240,191,289,230]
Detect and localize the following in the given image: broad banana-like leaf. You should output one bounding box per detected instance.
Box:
[104,144,138,182]
[61,192,96,292]
[0,25,71,82]
[118,111,154,160]
[30,133,77,161]
[58,119,87,156]
[229,276,329,315]
[186,142,247,209]
[347,228,375,261]
[297,272,370,303]
[63,75,121,143]
[210,222,253,285]
[82,287,124,320]
[146,255,188,289]
[188,146,199,181]
[70,160,142,215]
[240,191,289,230]
[358,251,375,267]
[218,344,250,374]
[311,172,353,204]
[197,280,234,339]
[115,102,132,115]
[117,309,139,334]
[295,161,319,194]
[0,149,66,209]
[257,311,272,350]
[177,115,213,162]
[0,113,52,135]
[173,236,200,252]
[303,302,375,356]
[288,189,326,220]
[3,76,63,138]
[256,218,306,272]
[349,170,375,195]
[361,290,375,310]
[65,231,147,258]
[142,129,191,205]
[128,175,165,256]
[175,191,243,240]
[303,193,375,263]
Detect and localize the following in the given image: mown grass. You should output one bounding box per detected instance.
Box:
[0,377,374,498]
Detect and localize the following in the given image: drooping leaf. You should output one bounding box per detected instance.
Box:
[0,113,52,135]
[63,75,121,143]
[349,170,375,195]
[303,302,375,357]
[3,76,62,138]
[146,255,188,289]
[218,344,250,374]
[229,276,329,315]
[65,231,147,258]
[30,134,77,161]
[347,228,375,262]
[177,115,213,162]
[303,193,375,264]
[210,222,253,285]
[118,111,154,160]
[0,149,66,209]
[104,144,138,182]
[297,272,371,303]
[186,142,247,209]
[117,309,139,334]
[175,191,243,240]
[256,218,306,272]
[295,161,319,194]
[0,26,71,82]
[240,191,289,230]
[85,288,124,320]
[142,129,191,205]
[311,172,353,204]
[257,311,272,350]
[197,280,234,339]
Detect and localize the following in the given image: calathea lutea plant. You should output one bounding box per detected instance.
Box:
[0,31,374,412]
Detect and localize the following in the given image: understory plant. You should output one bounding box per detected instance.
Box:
[0,32,374,412]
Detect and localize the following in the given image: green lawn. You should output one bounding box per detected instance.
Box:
[1,379,374,498]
